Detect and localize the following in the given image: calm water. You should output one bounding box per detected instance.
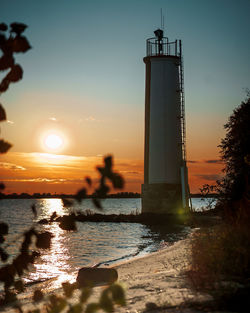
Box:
[0,198,211,297]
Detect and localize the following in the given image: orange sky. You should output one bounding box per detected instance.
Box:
[0,152,143,194]
[1,150,224,195]
[1,90,227,195]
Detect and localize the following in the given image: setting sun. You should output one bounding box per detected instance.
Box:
[45,134,63,150]
[41,130,67,153]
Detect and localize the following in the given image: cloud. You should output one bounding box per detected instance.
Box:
[49,117,57,121]
[2,177,85,184]
[85,116,97,121]
[27,153,87,166]
[7,120,14,124]
[204,159,223,164]
[0,162,26,171]
[119,171,140,175]
[1,152,144,193]
[85,116,102,122]
[195,174,222,181]
[187,159,224,164]
[115,161,143,167]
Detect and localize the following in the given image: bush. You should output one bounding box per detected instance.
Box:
[190,221,250,290]
[218,95,250,204]
[189,96,250,310]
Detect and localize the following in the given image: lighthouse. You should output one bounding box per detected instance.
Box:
[141,29,189,214]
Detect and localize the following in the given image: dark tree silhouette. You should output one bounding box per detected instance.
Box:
[0,22,31,154]
[219,94,250,204]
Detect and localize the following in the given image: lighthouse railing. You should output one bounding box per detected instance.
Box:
[146,37,179,57]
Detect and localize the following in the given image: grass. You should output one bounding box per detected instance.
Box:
[188,199,250,311]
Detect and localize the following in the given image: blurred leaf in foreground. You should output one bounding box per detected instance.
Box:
[74,187,87,203]
[33,289,44,302]
[0,139,12,153]
[59,215,77,231]
[0,103,6,121]
[35,231,53,249]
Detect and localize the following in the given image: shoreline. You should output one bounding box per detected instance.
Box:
[0,231,192,307]
[1,229,218,313]
[94,226,191,268]
[0,194,217,200]
[75,230,213,313]
[110,231,212,312]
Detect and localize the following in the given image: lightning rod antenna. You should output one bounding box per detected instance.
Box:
[160,8,163,29]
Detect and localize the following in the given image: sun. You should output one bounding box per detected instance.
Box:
[40,128,68,153]
[45,134,63,150]
[41,131,65,152]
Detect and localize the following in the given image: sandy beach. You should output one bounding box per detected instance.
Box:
[2,232,217,313]
[82,231,216,313]
[111,233,213,313]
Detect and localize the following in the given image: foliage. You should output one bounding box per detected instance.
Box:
[1,24,33,305]
[188,218,250,311]
[219,95,250,203]
[198,95,250,216]
[198,184,218,211]
[0,22,126,312]
[0,22,31,154]
[189,96,250,310]
[189,221,250,288]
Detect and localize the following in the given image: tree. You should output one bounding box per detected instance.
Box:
[219,94,250,204]
[189,95,250,308]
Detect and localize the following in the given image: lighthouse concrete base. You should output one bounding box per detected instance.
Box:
[141,183,186,214]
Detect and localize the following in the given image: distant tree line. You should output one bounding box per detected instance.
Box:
[0,191,141,199]
[1,191,222,200]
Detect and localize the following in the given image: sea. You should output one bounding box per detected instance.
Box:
[0,197,214,302]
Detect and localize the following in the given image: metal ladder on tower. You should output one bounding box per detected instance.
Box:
[179,40,186,162]
[179,40,192,210]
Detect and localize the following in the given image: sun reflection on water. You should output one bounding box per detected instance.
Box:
[29,199,76,291]
[40,198,66,216]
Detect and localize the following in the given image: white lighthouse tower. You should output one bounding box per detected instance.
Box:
[141,29,189,214]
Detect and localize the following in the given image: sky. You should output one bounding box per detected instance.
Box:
[1,0,250,194]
